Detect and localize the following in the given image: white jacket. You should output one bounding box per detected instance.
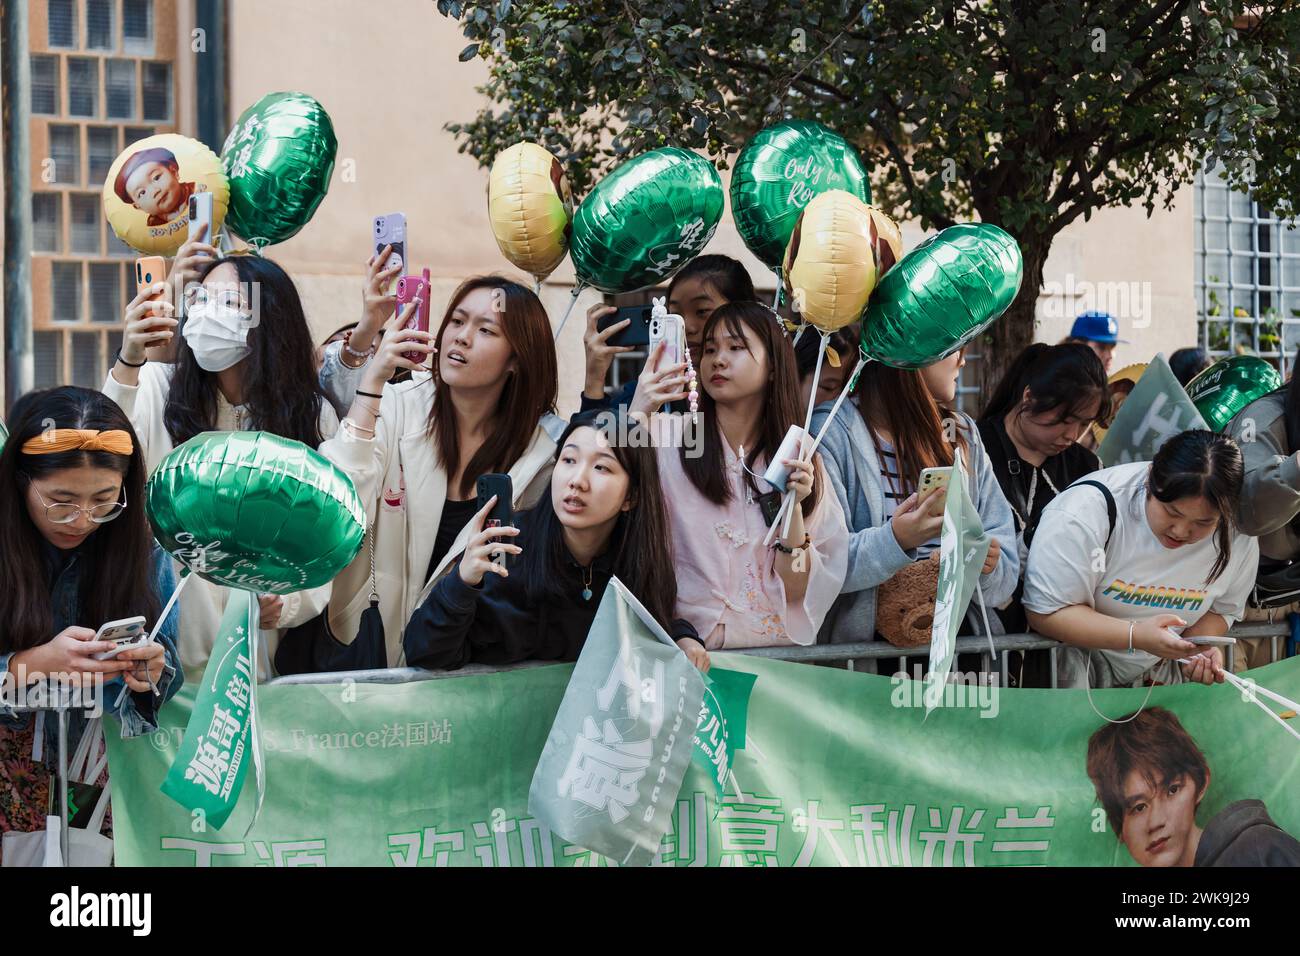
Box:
[102,363,339,679]
[318,372,565,666]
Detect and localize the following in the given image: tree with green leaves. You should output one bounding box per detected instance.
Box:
[439,0,1299,386]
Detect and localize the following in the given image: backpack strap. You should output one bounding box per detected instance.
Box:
[1070,479,1117,550]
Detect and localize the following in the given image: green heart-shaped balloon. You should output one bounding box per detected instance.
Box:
[730,120,871,270]
[221,91,337,248]
[862,222,1023,369]
[569,147,724,293]
[146,431,365,593]
[1185,355,1282,432]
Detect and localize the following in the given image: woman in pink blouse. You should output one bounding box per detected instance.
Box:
[630,301,848,653]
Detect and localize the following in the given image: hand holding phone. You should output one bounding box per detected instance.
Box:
[649,312,686,367]
[134,257,171,349]
[373,213,407,292]
[90,616,147,661]
[918,466,953,503]
[599,305,653,349]
[395,272,430,366]
[187,192,214,244]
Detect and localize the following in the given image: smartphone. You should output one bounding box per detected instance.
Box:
[187,191,214,243]
[476,473,514,565]
[758,490,783,525]
[135,256,170,348]
[373,212,406,290]
[599,305,652,348]
[1186,636,1238,646]
[395,271,430,367]
[648,312,686,367]
[918,466,953,502]
[91,616,147,661]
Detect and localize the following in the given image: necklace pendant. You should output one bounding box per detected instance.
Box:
[581,587,592,601]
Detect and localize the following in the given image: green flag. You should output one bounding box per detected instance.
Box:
[528,577,706,867]
[692,667,758,800]
[160,589,261,831]
[1097,354,1208,466]
[927,446,990,714]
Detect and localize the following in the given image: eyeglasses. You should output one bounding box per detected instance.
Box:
[28,481,128,525]
[183,285,253,315]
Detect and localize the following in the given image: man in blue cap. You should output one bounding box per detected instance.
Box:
[1065,310,1124,373]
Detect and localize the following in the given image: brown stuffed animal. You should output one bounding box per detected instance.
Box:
[875,555,939,648]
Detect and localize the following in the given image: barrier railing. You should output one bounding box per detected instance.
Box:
[267,621,1295,689]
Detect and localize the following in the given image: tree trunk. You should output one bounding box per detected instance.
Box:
[974,234,1048,403]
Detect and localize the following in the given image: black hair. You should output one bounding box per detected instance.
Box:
[1169,348,1213,388]
[0,387,160,652]
[666,254,757,305]
[792,328,855,379]
[519,410,677,634]
[164,254,328,449]
[1148,429,1244,583]
[980,342,1111,425]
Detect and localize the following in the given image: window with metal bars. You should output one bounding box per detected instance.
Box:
[47,0,76,48]
[87,126,118,183]
[1194,168,1300,375]
[48,123,80,184]
[70,193,101,254]
[34,331,64,389]
[123,0,154,55]
[106,59,137,119]
[89,263,122,324]
[86,0,115,51]
[52,262,83,322]
[142,61,172,121]
[67,56,99,117]
[33,193,63,253]
[31,55,60,115]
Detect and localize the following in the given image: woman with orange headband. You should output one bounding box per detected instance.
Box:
[0,387,183,862]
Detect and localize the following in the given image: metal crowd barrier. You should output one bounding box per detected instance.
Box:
[268,622,1295,689]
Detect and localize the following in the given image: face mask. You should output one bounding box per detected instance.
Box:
[184,300,252,372]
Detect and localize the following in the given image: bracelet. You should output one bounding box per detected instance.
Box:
[1127,620,1136,655]
[341,418,376,439]
[355,388,384,400]
[341,331,374,360]
[115,348,146,368]
[772,533,812,555]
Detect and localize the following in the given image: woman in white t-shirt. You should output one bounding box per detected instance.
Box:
[1024,430,1259,688]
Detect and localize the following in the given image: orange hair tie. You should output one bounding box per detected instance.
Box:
[20,428,134,456]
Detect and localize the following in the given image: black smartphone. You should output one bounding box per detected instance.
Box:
[598,305,652,348]
[476,473,514,563]
[758,490,783,525]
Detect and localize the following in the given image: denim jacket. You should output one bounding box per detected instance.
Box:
[0,542,184,758]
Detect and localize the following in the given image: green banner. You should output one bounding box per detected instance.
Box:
[928,447,991,713]
[1097,354,1208,467]
[160,589,260,831]
[528,580,705,867]
[106,656,1300,866]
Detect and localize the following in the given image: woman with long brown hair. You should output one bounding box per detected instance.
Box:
[630,300,847,649]
[811,351,1018,648]
[320,275,564,665]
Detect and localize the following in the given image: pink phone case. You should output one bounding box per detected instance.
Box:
[396,272,429,366]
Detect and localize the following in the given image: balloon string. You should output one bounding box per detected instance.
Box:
[553,283,584,340]
[781,330,829,538]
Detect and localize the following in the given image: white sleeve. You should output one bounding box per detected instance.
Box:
[1021,495,1108,615]
[1209,533,1261,627]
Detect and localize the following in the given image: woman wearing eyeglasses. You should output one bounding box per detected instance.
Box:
[102,254,338,678]
[0,387,182,862]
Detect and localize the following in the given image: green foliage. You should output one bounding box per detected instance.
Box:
[438,0,1300,247]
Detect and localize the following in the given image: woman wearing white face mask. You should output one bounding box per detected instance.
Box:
[103,254,338,680]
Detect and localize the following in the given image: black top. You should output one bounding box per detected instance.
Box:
[404,506,698,670]
[424,496,481,584]
[977,414,1100,538]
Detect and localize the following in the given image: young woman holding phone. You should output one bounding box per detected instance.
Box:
[0,387,182,859]
[404,412,707,670]
[630,300,848,649]
[320,275,565,665]
[104,253,337,677]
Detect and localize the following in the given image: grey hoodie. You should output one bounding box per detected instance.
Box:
[1195,799,1300,867]
[811,398,1020,645]
[1228,389,1300,561]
